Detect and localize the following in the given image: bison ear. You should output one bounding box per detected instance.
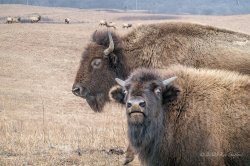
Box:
[161,77,179,104]
[109,53,118,66]
[104,53,118,67]
[109,85,126,104]
[162,85,180,105]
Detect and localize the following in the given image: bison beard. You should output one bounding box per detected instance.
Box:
[128,107,165,166]
[86,93,106,112]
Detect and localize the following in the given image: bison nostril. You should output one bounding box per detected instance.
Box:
[127,102,132,108]
[72,83,86,97]
[72,87,81,96]
[139,101,146,108]
[72,84,90,99]
[72,87,80,94]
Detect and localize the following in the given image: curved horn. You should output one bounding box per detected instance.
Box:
[162,76,177,86]
[103,31,114,56]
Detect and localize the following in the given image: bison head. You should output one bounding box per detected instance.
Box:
[109,68,179,148]
[72,31,127,112]
[110,69,178,124]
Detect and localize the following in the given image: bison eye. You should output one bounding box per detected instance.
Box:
[154,87,161,95]
[91,58,102,69]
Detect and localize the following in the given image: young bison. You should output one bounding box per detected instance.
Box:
[110,65,250,166]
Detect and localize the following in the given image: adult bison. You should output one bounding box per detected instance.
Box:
[73,22,250,113]
[110,65,250,166]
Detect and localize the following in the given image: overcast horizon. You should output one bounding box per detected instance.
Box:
[1,0,250,15]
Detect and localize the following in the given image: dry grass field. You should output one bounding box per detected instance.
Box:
[0,4,250,166]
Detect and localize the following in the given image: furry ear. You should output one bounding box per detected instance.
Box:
[162,85,180,105]
[104,53,118,67]
[109,85,126,104]
[108,53,118,67]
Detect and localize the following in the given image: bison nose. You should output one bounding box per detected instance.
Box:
[72,83,89,98]
[72,83,82,96]
[127,98,146,109]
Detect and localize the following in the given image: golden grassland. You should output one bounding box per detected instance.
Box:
[0,4,250,166]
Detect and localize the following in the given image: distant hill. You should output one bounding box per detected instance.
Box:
[0,0,250,15]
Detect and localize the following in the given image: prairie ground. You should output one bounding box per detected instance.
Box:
[0,4,250,166]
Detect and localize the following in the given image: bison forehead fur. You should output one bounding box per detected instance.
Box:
[125,69,163,96]
[128,69,161,83]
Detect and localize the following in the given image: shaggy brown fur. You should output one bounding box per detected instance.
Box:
[110,65,250,166]
[74,22,250,112]
[73,22,250,164]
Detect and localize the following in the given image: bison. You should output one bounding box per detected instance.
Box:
[99,20,116,29]
[6,17,20,24]
[110,65,250,166]
[6,17,13,24]
[65,18,70,24]
[99,20,107,26]
[73,22,250,113]
[30,15,41,23]
[106,22,116,29]
[73,22,250,164]
[122,23,132,28]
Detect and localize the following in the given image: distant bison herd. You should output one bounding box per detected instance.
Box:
[72,22,250,165]
[99,19,133,29]
[6,15,41,23]
[5,16,133,29]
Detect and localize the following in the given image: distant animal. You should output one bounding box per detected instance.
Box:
[122,23,132,28]
[99,20,116,29]
[72,23,250,164]
[65,18,70,24]
[106,22,116,29]
[99,20,107,26]
[6,17,20,24]
[110,66,250,166]
[30,15,41,23]
[6,17,13,24]
[13,17,21,23]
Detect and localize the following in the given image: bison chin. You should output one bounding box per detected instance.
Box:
[128,111,145,124]
[86,93,106,112]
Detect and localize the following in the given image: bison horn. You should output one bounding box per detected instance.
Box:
[104,31,114,56]
[115,78,125,87]
[162,76,177,86]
